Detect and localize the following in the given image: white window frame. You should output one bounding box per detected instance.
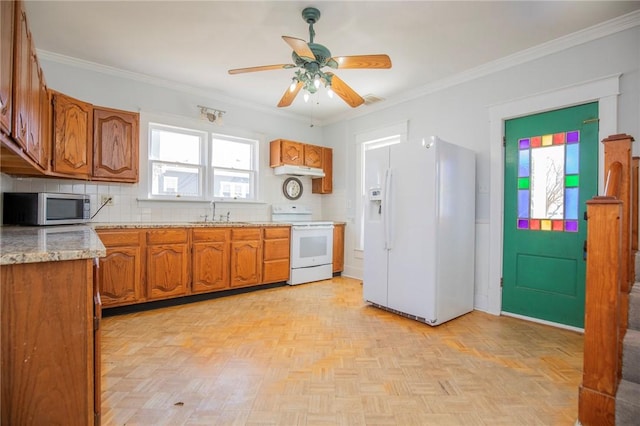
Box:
[140,113,260,203]
[148,123,207,201]
[211,133,259,202]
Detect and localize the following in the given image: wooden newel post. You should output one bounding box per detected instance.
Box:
[579,197,622,426]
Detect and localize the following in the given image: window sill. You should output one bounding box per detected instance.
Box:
[136,198,268,205]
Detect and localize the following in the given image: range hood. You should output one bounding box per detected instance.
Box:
[273,165,325,177]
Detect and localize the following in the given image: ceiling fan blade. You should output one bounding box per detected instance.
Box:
[228,64,295,75]
[277,81,303,107]
[326,72,364,108]
[282,36,316,61]
[330,54,392,69]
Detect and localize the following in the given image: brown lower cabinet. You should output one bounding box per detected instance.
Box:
[1,258,100,425]
[97,226,292,308]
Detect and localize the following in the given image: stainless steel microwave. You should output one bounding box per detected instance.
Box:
[2,192,91,225]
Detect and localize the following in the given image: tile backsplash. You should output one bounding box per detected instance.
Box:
[1,174,307,224]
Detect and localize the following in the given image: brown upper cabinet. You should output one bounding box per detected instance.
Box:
[270,139,304,167]
[0,1,139,182]
[0,0,15,137]
[270,139,333,194]
[303,144,323,168]
[312,147,333,194]
[52,92,93,177]
[92,107,139,182]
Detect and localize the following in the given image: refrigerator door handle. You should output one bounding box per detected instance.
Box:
[383,168,393,250]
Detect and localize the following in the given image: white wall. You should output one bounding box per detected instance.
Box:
[321,25,640,314]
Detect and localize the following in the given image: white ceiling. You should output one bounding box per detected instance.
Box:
[24,1,640,124]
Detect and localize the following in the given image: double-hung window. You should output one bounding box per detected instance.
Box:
[211,134,257,200]
[147,122,259,201]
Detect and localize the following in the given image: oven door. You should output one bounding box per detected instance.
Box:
[290,224,334,269]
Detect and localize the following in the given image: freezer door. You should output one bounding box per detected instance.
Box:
[363,145,390,306]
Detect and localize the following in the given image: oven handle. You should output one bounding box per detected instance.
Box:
[292,225,335,230]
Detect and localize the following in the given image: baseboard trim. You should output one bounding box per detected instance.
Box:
[501,311,585,333]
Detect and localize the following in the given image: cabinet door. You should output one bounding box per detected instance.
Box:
[25,50,43,167]
[332,223,345,273]
[99,246,143,307]
[97,230,144,307]
[304,144,323,168]
[52,92,92,177]
[0,0,14,135]
[147,243,189,300]
[11,5,29,149]
[312,147,333,194]
[230,229,262,288]
[192,241,229,292]
[93,107,139,182]
[270,139,304,166]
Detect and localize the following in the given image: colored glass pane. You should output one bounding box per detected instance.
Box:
[566,144,579,174]
[552,220,564,231]
[565,220,578,232]
[519,138,530,150]
[566,131,580,143]
[565,188,579,220]
[553,133,565,144]
[566,174,579,187]
[518,150,530,177]
[542,134,553,146]
[518,177,530,189]
[541,220,552,231]
[518,190,530,218]
[531,136,542,147]
[517,219,529,229]
[530,219,540,230]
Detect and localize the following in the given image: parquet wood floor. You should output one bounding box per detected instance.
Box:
[101,277,583,425]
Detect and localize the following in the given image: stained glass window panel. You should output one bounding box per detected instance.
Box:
[515,129,580,232]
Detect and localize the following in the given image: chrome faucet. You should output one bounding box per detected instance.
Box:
[226,211,230,222]
[210,201,216,221]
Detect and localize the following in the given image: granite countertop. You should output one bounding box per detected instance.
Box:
[92,221,291,229]
[0,225,106,265]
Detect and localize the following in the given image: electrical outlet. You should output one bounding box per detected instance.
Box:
[100,195,114,206]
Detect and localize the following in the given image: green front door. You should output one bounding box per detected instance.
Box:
[502,102,599,328]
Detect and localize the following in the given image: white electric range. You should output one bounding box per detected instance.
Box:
[271,204,334,285]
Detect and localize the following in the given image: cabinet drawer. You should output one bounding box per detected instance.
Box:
[231,228,261,241]
[192,228,230,243]
[97,230,141,246]
[263,239,289,261]
[264,227,290,239]
[146,229,188,244]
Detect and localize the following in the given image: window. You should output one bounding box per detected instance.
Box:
[211,134,257,200]
[149,124,205,198]
[147,123,259,201]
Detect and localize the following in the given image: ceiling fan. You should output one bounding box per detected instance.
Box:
[228,7,392,108]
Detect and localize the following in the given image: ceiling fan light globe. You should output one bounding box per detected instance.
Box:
[303,92,310,103]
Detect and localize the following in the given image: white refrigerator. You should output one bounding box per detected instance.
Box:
[363,137,475,325]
